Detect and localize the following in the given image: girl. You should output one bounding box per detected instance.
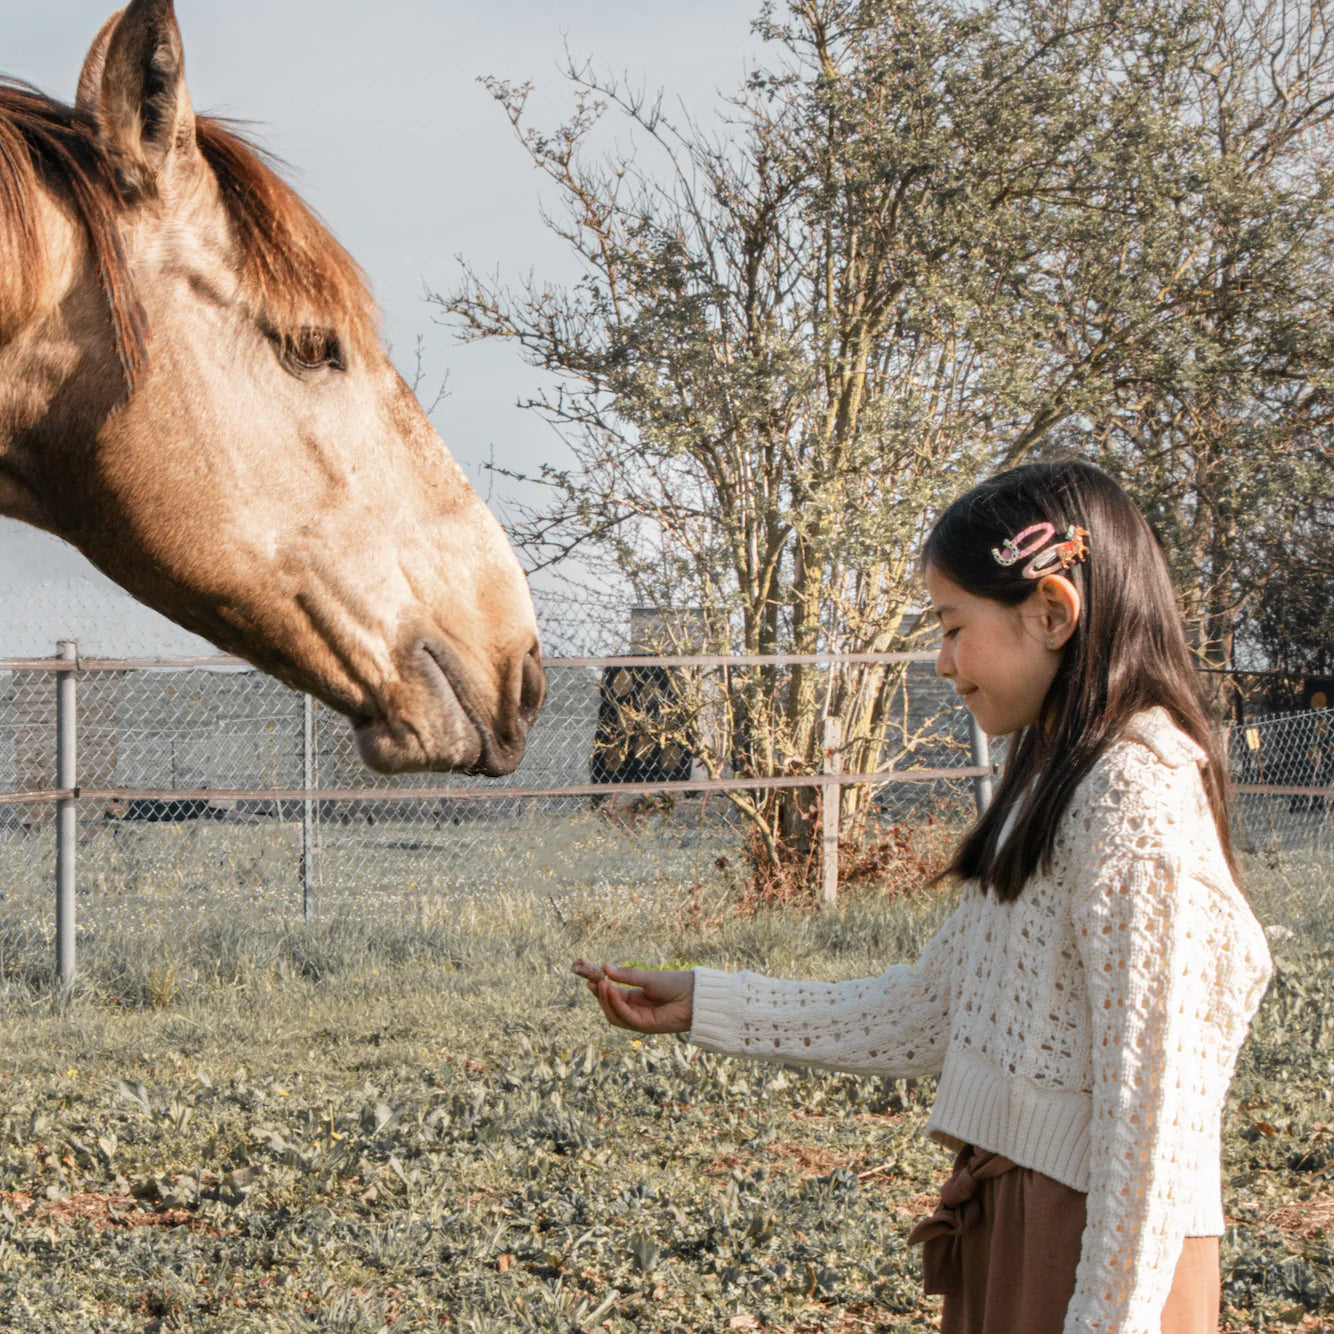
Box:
[574,460,1273,1334]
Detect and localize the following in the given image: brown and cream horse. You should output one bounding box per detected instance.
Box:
[0,0,544,775]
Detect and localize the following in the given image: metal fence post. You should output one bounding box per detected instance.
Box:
[821,717,841,904]
[55,640,77,985]
[301,692,315,924]
[969,714,994,816]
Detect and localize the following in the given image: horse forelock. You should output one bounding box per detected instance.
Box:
[194,117,381,362]
[0,80,379,395]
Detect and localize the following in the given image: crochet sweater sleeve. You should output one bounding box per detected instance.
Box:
[687,900,966,1078]
[1063,740,1271,1334]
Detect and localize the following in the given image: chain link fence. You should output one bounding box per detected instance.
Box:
[1,640,989,973]
[2,596,1330,983]
[1230,706,1334,861]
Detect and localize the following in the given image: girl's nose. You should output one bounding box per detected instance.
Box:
[936,642,953,679]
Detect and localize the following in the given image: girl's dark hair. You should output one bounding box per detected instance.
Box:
[923,459,1235,902]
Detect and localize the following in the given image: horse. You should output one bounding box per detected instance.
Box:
[0,0,545,776]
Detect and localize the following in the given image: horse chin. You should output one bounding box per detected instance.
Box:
[352,711,486,776]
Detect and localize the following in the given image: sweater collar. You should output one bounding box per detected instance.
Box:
[1121,706,1208,769]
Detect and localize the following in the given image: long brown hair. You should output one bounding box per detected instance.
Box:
[923,459,1235,901]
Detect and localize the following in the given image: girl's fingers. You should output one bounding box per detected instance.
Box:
[592,977,626,1028]
[601,964,653,992]
[601,978,644,1029]
[606,964,686,1002]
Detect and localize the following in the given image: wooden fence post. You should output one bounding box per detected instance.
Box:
[968,714,994,816]
[821,717,841,905]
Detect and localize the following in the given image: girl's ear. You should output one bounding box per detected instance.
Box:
[1035,574,1082,649]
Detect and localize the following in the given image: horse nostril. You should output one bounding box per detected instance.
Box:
[519,643,546,725]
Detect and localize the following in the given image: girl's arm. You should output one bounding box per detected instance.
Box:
[1065,751,1271,1334]
[684,898,969,1079]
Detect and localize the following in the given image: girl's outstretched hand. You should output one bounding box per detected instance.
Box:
[572,960,694,1034]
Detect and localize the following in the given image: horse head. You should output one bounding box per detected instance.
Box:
[0,0,544,775]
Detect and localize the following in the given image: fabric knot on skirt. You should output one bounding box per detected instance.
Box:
[907,1146,1018,1295]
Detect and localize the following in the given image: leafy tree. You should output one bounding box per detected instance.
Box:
[1025,0,1334,684]
[442,0,1334,885]
[1251,496,1334,685]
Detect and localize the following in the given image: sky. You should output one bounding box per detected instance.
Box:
[0,0,766,654]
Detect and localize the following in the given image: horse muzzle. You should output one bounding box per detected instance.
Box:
[353,635,545,776]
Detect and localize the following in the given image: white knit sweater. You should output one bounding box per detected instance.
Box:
[688,708,1272,1334]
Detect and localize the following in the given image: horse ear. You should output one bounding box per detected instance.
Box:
[76,10,125,114]
[93,0,198,194]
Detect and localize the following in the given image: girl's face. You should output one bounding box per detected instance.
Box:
[925,565,1078,737]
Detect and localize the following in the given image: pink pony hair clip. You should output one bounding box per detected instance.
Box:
[992,523,1090,580]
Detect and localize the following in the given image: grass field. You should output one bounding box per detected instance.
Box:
[0,828,1331,1332]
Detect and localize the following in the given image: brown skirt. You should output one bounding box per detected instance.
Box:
[907,1146,1221,1334]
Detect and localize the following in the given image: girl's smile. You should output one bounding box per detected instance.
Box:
[925,565,1081,737]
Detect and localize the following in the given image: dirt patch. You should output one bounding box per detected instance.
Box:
[704,1142,909,1187]
[893,1188,944,1220]
[1,1188,223,1235]
[1265,1187,1334,1239]
[763,1143,853,1178]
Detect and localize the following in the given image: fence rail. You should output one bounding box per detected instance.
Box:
[0,651,937,673]
[0,769,993,806]
[3,771,1325,810]
[1233,783,1334,798]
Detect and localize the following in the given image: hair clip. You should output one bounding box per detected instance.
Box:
[992,522,1055,567]
[992,522,1090,578]
[1020,525,1089,580]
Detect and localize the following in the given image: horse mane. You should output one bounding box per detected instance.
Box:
[0,79,147,386]
[0,78,377,393]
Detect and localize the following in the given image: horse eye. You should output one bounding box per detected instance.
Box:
[278,327,344,373]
